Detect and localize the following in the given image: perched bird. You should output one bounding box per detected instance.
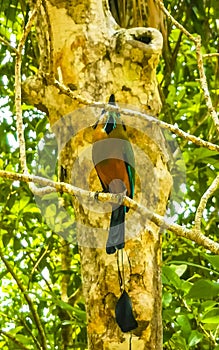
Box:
[92,94,135,254]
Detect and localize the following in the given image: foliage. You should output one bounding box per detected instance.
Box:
[159,1,219,348]
[0,0,219,349]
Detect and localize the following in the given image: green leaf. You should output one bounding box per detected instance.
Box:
[169,332,188,350]
[36,117,49,136]
[8,326,24,335]
[188,330,203,347]
[205,255,219,271]
[202,308,219,323]
[45,203,57,217]
[201,301,218,312]
[23,203,41,214]
[187,279,219,299]
[19,196,30,210]
[176,314,191,338]
[162,266,182,289]
[162,291,172,307]
[193,149,219,161]
[54,299,86,322]
[42,193,58,201]
[2,232,11,247]
[16,334,30,344]
[170,264,187,277]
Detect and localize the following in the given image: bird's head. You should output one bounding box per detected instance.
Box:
[103,94,121,135]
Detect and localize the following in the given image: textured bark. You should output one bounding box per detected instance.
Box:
[24,0,172,349]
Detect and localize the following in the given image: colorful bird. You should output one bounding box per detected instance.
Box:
[92,94,135,254]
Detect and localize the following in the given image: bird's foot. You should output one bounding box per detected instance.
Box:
[94,191,100,202]
[94,190,108,202]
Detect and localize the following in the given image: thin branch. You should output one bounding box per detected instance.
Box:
[28,245,50,288]
[18,316,43,350]
[0,251,48,350]
[195,36,219,133]
[155,0,219,133]
[0,36,18,54]
[53,79,219,152]
[61,239,71,303]
[0,169,219,254]
[155,0,197,43]
[123,195,219,254]
[69,286,83,305]
[121,109,219,152]
[0,170,88,197]
[15,3,41,174]
[27,250,54,294]
[41,0,55,79]
[17,5,40,55]
[14,0,43,200]
[195,174,219,230]
[203,53,219,58]
[0,310,43,350]
[53,78,95,105]
[60,239,73,347]
[0,330,30,350]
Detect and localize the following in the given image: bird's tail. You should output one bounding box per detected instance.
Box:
[106,205,125,254]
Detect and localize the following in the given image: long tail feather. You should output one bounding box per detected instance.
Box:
[106,205,125,254]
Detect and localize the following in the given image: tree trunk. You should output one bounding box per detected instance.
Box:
[25,0,172,348]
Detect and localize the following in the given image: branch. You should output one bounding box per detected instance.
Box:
[195,174,219,230]
[15,2,41,174]
[0,251,48,350]
[155,0,219,133]
[0,17,37,175]
[0,36,18,54]
[60,239,73,347]
[41,0,55,79]
[203,53,219,58]
[0,311,43,350]
[18,316,43,350]
[27,249,54,294]
[53,79,219,152]
[0,330,29,350]
[28,245,51,290]
[0,169,219,254]
[195,36,219,133]
[14,0,44,197]
[155,0,196,43]
[123,196,219,255]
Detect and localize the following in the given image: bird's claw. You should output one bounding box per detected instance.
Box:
[94,191,100,202]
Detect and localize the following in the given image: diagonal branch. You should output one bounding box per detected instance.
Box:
[0,330,30,350]
[195,36,219,133]
[53,79,219,152]
[0,169,219,254]
[0,251,48,349]
[155,0,219,133]
[0,36,18,54]
[195,174,219,231]
[0,312,42,350]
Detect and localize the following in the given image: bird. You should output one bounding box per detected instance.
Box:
[92,94,135,254]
